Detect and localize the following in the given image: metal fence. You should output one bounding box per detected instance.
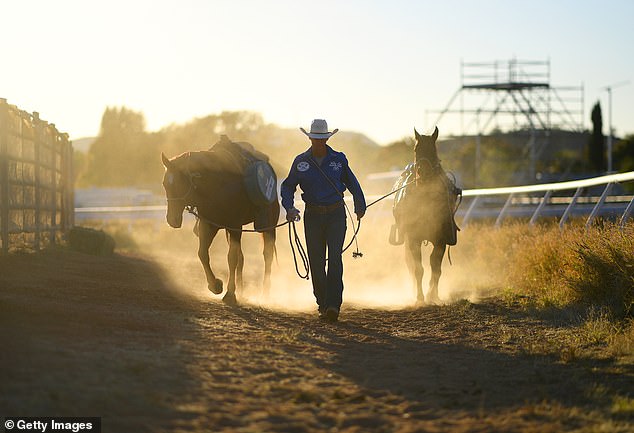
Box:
[459,171,634,229]
[365,170,634,229]
[0,98,74,253]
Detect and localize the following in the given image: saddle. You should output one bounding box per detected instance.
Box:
[390,163,461,246]
[210,135,279,230]
[392,163,416,208]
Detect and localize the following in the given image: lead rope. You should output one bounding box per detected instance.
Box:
[289,221,310,279]
[307,156,363,259]
[338,177,418,256]
[308,156,398,260]
[288,175,413,278]
[188,204,310,279]
[185,170,418,278]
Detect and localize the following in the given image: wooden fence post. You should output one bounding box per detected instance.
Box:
[0,99,9,254]
[33,112,42,250]
[49,124,58,246]
[60,132,73,235]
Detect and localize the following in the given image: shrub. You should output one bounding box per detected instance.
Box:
[566,227,634,318]
[507,222,634,319]
[68,226,115,256]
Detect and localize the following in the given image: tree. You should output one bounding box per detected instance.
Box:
[613,134,634,192]
[613,134,634,172]
[587,101,604,172]
[80,107,149,186]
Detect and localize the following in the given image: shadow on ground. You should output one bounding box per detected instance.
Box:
[2,250,632,432]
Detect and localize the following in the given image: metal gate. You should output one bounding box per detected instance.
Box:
[0,99,74,253]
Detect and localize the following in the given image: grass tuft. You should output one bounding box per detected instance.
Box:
[507,222,634,321]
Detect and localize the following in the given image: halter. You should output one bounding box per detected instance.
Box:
[165,152,199,203]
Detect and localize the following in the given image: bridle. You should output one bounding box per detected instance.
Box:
[165,153,199,204]
[414,156,440,183]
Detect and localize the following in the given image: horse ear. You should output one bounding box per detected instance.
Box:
[161,152,172,169]
[431,126,439,142]
[414,128,421,141]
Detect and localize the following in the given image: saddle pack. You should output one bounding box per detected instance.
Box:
[210,135,279,231]
[211,135,278,207]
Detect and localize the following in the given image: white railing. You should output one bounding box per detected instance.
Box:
[366,171,634,230]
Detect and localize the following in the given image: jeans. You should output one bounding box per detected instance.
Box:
[304,206,347,311]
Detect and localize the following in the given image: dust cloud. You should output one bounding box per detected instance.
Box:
[124,202,496,313]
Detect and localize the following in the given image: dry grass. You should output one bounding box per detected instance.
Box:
[506,222,634,316]
[421,219,634,359]
[503,221,634,358]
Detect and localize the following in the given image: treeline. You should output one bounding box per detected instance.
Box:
[74,106,634,191]
[73,107,415,190]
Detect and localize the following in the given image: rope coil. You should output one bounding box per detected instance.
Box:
[288,221,310,279]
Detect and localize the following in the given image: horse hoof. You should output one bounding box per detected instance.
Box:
[427,295,441,306]
[222,292,237,305]
[208,279,223,295]
[415,297,425,307]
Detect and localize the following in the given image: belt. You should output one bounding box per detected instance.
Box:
[305,201,344,214]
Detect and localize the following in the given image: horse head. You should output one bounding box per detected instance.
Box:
[413,126,440,180]
[161,152,195,228]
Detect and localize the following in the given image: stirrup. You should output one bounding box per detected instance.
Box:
[389,224,404,245]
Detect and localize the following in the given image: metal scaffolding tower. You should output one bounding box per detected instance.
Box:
[428,59,584,185]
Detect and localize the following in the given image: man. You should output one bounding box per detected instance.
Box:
[281,119,366,322]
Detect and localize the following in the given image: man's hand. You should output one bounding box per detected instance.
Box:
[356,210,365,221]
[286,207,301,222]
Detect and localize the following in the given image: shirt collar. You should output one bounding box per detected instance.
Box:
[302,145,335,161]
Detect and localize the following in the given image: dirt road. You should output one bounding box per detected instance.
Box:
[1,249,632,432]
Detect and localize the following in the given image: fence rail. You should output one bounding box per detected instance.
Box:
[0,98,74,253]
[459,171,634,229]
[366,170,634,229]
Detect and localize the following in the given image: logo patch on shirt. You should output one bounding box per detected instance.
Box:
[297,161,310,172]
[329,161,342,171]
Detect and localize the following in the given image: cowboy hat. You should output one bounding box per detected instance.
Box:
[300,119,339,139]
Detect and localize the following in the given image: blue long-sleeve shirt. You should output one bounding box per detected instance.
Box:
[281,146,366,214]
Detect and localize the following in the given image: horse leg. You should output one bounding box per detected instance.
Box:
[236,243,244,291]
[405,236,425,305]
[428,243,446,304]
[223,230,243,305]
[262,229,276,297]
[198,222,223,295]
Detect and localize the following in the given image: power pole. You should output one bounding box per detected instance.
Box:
[601,80,630,173]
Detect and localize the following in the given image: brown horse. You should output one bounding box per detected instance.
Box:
[161,142,279,305]
[390,127,460,304]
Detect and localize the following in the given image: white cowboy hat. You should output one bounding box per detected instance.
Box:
[300,119,339,139]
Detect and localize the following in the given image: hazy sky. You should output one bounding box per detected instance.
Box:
[2,0,633,144]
